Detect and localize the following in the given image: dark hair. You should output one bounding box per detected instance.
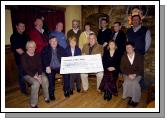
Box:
[114,22,121,26]
[107,40,117,50]
[84,22,91,27]
[89,32,96,37]
[126,41,135,48]
[15,21,25,26]
[49,36,57,41]
[131,15,141,21]
[101,18,108,23]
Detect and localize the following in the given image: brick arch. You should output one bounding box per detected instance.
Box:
[84,13,109,35]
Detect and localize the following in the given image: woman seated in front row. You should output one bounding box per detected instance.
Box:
[120,41,144,107]
[99,40,120,101]
[65,36,82,95]
[21,41,49,108]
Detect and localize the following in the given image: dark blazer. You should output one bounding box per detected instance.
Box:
[41,45,65,69]
[65,46,81,57]
[112,30,127,57]
[120,52,144,76]
[102,49,120,74]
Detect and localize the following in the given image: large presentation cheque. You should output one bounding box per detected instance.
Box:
[60,54,104,74]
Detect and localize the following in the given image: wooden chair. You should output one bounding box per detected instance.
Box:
[117,74,124,89]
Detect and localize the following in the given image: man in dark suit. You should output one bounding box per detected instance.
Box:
[41,36,69,100]
[112,22,127,57]
[112,22,127,70]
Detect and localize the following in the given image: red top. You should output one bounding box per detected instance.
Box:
[29,28,48,53]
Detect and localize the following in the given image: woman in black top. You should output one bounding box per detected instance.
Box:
[99,40,119,101]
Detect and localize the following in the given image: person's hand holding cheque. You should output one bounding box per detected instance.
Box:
[46,66,51,74]
[107,67,115,71]
[103,42,108,47]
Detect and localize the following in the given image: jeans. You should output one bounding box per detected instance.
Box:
[17,64,27,93]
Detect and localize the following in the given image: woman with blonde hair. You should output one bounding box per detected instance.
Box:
[21,41,49,108]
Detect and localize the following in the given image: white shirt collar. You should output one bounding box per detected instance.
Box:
[73,28,79,34]
[133,25,141,32]
[113,32,119,40]
[36,27,44,34]
[115,32,119,35]
[127,53,135,65]
[71,47,75,56]
[102,28,106,32]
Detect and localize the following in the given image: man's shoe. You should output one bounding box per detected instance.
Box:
[131,101,138,107]
[30,104,38,108]
[45,98,50,103]
[64,91,70,97]
[107,91,112,101]
[50,95,55,101]
[70,89,73,95]
[104,91,108,100]
[77,88,81,93]
[82,90,88,93]
[128,97,132,105]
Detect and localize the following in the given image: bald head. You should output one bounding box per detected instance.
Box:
[34,18,43,29]
[56,22,63,32]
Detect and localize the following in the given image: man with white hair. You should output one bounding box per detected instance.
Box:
[67,19,81,46]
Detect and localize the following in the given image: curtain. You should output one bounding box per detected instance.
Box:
[10,5,65,34]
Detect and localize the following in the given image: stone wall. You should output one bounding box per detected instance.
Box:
[82,5,155,80]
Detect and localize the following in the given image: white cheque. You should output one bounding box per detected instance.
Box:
[60,54,104,74]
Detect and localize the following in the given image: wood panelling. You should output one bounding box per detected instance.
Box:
[5,46,19,88]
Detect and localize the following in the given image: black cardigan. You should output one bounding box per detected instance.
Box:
[102,49,120,74]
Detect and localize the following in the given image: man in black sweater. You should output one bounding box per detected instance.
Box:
[97,19,112,48]
[10,21,29,95]
[112,22,127,59]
